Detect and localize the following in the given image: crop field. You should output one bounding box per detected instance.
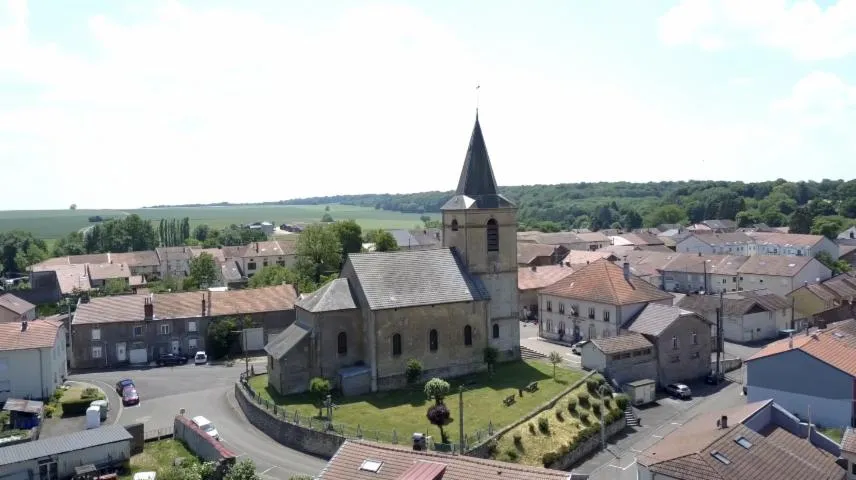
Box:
[0,204,427,240]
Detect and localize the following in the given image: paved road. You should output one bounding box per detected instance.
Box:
[70,363,326,480]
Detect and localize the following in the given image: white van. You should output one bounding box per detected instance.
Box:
[194,351,208,365]
[191,415,220,440]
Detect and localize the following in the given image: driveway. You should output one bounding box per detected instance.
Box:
[519,322,581,368]
[68,362,326,480]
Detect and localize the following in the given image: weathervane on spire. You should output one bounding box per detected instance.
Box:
[476,83,481,113]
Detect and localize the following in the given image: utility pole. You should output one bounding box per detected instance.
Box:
[599,385,607,451]
[716,292,724,382]
[243,318,250,378]
[703,260,708,294]
[790,296,795,330]
[458,386,465,453]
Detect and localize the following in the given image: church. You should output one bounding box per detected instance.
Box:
[265,114,520,396]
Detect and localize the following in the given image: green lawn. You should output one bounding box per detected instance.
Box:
[821,427,844,444]
[120,440,198,480]
[249,360,582,444]
[0,204,426,240]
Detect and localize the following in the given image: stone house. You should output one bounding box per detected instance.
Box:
[538,260,673,343]
[516,242,568,267]
[156,246,191,278]
[676,233,754,255]
[266,113,520,396]
[579,332,657,385]
[0,294,36,323]
[788,273,856,319]
[70,285,297,369]
[387,229,443,251]
[86,263,132,289]
[700,219,737,232]
[517,265,575,320]
[110,251,161,280]
[623,303,712,387]
[237,240,297,278]
[677,289,793,343]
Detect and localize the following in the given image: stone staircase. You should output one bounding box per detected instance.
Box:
[624,405,640,427]
[520,346,547,361]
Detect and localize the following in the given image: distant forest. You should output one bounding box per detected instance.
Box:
[275,180,856,236]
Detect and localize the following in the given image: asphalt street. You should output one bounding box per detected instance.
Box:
[70,362,327,480]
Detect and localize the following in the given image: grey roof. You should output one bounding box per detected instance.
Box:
[265,322,310,360]
[346,248,489,311]
[442,114,515,210]
[678,290,791,316]
[625,303,707,337]
[591,333,653,355]
[296,278,357,313]
[220,260,244,282]
[0,424,131,466]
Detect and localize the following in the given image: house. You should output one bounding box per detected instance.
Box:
[841,428,856,479]
[109,251,161,279]
[677,290,793,342]
[701,219,738,232]
[736,254,832,297]
[617,250,679,287]
[317,440,573,480]
[610,232,666,247]
[70,284,297,369]
[0,319,67,401]
[676,233,754,255]
[237,240,298,278]
[623,303,712,386]
[517,231,606,251]
[573,231,610,250]
[745,319,856,428]
[636,400,847,480]
[246,221,275,236]
[517,265,576,319]
[0,294,36,323]
[838,226,856,241]
[156,246,191,278]
[747,231,839,258]
[579,332,657,385]
[538,260,673,343]
[29,264,91,295]
[840,244,856,269]
[562,249,617,267]
[598,244,673,257]
[516,242,568,267]
[787,273,856,318]
[660,253,746,293]
[387,229,443,251]
[688,223,713,233]
[266,114,519,396]
[86,263,131,288]
[0,425,132,480]
[656,223,684,233]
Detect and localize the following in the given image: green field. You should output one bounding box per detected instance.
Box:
[0,204,427,240]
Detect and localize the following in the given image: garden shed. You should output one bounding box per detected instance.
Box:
[623,379,656,406]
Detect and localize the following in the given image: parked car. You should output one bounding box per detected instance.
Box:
[194,351,208,365]
[571,341,588,355]
[116,378,134,394]
[157,353,188,367]
[122,386,140,406]
[665,383,692,399]
[705,372,725,385]
[191,415,220,440]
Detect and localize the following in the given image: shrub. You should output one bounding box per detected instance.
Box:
[52,389,63,402]
[567,395,577,411]
[603,397,613,409]
[591,401,602,416]
[615,394,629,410]
[586,378,599,394]
[538,416,550,434]
[558,443,570,456]
[555,409,564,422]
[503,448,519,461]
[43,405,56,418]
[81,387,100,400]
[596,376,606,387]
[405,359,423,384]
[528,422,536,435]
[512,433,523,446]
[578,391,590,407]
[486,440,498,457]
[542,451,559,467]
[424,378,451,404]
[579,412,590,424]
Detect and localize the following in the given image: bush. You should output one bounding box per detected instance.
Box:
[578,391,590,407]
[503,448,519,461]
[405,359,423,385]
[512,432,523,446]
[596,376,606,387]
[586,378,599,394]
[555,409,564,422]
[579,412,590,424]
[615,394,629,411]
[591,401,602,416]
[60,399,97,416]
[424,378,451,404]
[486,440,498,457]
[567,395,577,411]
[528,422,536,435]
[537,416,550,434]
[542,451,559,467]
[52,389,63,402]
[43,405,56,418]
[80,387,100,400]
[558,443,570,456]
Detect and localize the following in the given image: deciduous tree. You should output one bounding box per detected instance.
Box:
[296,224,342,283]
[189,252,219,288]
[373,230,398,252]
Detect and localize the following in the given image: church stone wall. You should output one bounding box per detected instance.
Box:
[270,334,311,395]
[484,270,520,357]
[373,301,489,388]
[314,309,365,380]
[442,209,518,276]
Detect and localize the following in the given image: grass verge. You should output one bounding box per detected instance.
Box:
[120,439,198,480]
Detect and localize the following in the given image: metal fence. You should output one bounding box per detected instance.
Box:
[239,376,495,452]
[144,426,175,442]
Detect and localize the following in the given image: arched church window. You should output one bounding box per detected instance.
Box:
[392,333,402,356]
[492,323,500,339]
[337,332,347,355]
[486,218,499,252]
[464,325,473,346]
[429,329,439,351]
[451,219,459,231]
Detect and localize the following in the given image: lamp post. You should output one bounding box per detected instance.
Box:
[458,386,465,453]
[598,384,609,452]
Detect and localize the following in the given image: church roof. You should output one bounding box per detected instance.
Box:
[442,114,515,211]
[265,322,310,360]
[296,278,358,313]
[346,248,489,311]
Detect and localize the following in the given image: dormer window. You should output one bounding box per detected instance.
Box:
[450,219,459,232]
[486,219,499,252]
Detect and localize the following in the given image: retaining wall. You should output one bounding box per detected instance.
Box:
[234,381,344,459]
[547,416,627,470]
[173,415,236,468]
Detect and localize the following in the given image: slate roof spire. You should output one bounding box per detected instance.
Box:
[442,112,515,210]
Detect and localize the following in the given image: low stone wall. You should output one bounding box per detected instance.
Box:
[711,358,742,373]
[174,415,237,466]
[465,370,598,458]
[234,381,344,459]
[547,416,627,470]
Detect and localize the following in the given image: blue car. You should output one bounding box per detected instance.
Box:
[115,378,134,394]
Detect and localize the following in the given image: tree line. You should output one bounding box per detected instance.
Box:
[280,179,856,237]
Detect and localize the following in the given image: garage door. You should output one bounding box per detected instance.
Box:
[0,470,30,480]
[129,349,148,364]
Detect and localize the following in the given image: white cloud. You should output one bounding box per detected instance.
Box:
[659,0,856,60]
[771,71,856,128]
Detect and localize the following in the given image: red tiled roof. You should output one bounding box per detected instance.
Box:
[0,293,35,315]
[517,265,575,291]
[517,243,558,265]
[748,319,856,377]
[841,427,856,453]
[541,259,673,306]
[0,320,61,351]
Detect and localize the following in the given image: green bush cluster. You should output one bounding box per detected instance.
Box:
[528,422,536,435]
[555,409,564,422]
[577,391,590,407]
[541,451,559,467]
[566,395,577,412]
[537,416,550,434]
[512,433,523,446]
[615,394,629,411]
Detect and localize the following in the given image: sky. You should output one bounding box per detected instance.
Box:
[1,0,855,210]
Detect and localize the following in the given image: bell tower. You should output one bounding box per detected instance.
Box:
[441,112,520,358]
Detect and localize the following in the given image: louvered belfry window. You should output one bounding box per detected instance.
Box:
[486,219,499,252]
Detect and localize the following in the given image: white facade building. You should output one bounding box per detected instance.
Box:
[0,320,67,402]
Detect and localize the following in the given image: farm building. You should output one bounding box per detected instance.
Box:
[0,425,131,480]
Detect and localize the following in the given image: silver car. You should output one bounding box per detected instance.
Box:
[666,383,692,399]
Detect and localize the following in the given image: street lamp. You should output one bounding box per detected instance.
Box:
[598,384,610,452]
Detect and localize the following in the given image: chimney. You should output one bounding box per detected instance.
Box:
[623,261,630,282]
[21,321,27,332]
[143,297,154,320]
[720,415,728,429]
[207,290,212,315]
[201,296,206,317]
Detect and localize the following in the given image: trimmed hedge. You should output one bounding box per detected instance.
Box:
[61,391,106,416]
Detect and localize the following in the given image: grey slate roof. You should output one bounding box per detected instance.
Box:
[677,290,791,317]
[591,333,653,355]
[0,424,131,466]
[265,322,310,359]
[442,114,515,210]
[296,278,357,313]
[625,303,707,337]
[346,248,489,311]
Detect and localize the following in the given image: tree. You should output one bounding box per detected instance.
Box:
[483,346,498,376]
[207,317,237,360]
[424,378,450,405]
[308,377,331,417]
[811,215,847,240]
[646,205,687,227]
[102,278,129,295]
[788,207,813,234]
[69,204,77,210]
[52,231,86,256]
[321,213,334,223]
[193,224,211,242]
[373,230,399,252]
[189,252,219,288]
[548,351,562,379]
[224,459,260,480]
[815,251,851,276]
[331,220,363,257]
[295,224,342,284]
[426,403,452,444]
[0,231,49,274]
[248,265,301,289]
[405,358,423,384]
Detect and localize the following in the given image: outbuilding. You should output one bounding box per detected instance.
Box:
[579,332,657,385]
[623,379,656,406]
[0,424,131,480]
